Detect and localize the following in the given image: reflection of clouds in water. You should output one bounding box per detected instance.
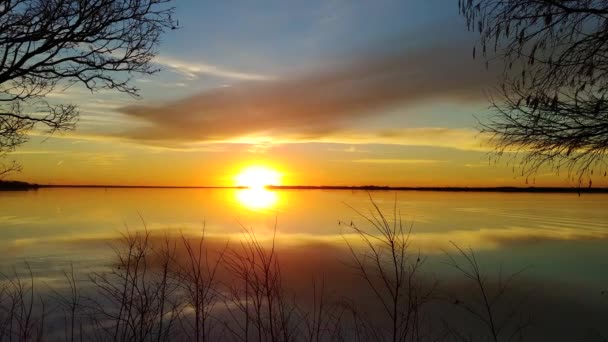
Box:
[0,215,44,225]
[1,230,606,341]
[5,224,608,258]
[454,206,608,230]
[409,226,608,252]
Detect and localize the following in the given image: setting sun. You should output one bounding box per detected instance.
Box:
[3,1,608,340]
[235,166,281,189]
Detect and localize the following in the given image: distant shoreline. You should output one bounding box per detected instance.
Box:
[2,181,608,193]
[269,185,608,193]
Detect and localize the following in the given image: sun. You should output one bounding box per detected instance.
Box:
[236,188,278,210]
[235,166,281,189]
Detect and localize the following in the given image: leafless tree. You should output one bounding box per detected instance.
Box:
[460,0,608,185]
[0,263,48,341]
[50,263,83,342]
[340,196,435,342]
[444,243,530,342]
[176,227,227,342]
[222,224,303,342]
[0,0,176,176]
[87,228,183,342]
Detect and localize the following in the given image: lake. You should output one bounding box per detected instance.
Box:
[1,188,608,340]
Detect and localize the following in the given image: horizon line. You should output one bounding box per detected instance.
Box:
[3,181,608,193]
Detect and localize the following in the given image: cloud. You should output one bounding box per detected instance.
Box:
[328,146,366,153]
[154,56,274,81]
[23,124,492,154]
[23,130,230,153]
[350,158,445,164]
[275,127,491,151]
[465,161,491,168]
[14,149,126,166]
[118,42,498,145]
[9,150,61,155]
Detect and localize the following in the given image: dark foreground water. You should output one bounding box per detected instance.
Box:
[1,188,607,341]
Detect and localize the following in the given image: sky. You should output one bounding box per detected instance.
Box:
[9,0,588,187]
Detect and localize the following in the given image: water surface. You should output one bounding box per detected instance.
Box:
[2,188,608,339]
[1,188,606,282]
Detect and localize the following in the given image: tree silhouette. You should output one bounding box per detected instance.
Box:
[460,0,608,186]
[0,0,176,176]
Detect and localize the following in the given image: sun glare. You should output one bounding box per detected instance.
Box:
[235,166,281,189]
[234,165,281,210]
[236,188,278,210]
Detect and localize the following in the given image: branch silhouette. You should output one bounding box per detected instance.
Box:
[460,0,608,186]
[0,0,177,176]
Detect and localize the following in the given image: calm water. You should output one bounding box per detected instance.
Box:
[2,188,608,339]
[2,188,607,284]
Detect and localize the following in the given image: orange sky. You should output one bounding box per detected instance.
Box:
[6,1,606,188]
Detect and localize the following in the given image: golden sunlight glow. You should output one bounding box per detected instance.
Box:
[233,165,282,210]
[235,166,281,189]
[236,188,278,210]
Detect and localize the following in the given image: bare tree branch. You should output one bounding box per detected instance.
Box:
[0,0,177,176]
[460,0,608,185]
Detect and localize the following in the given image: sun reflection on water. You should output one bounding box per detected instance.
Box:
[236,188,279,210]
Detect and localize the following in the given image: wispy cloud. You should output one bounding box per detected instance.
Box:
[310,128,490,151]
[464,161,492,168]
[9,150,61,155]
[13,148,125,166]
[350,158,445,164]
[327,146,367,153]
[206,127,490,151]
[23,125,492,153]
[121,127,491,151]
[155,56,274,81]
[119,42,497,146]
[22,130,232,153]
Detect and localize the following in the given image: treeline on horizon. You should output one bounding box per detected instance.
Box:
[0,180,39,190]
[2,180,608,193]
